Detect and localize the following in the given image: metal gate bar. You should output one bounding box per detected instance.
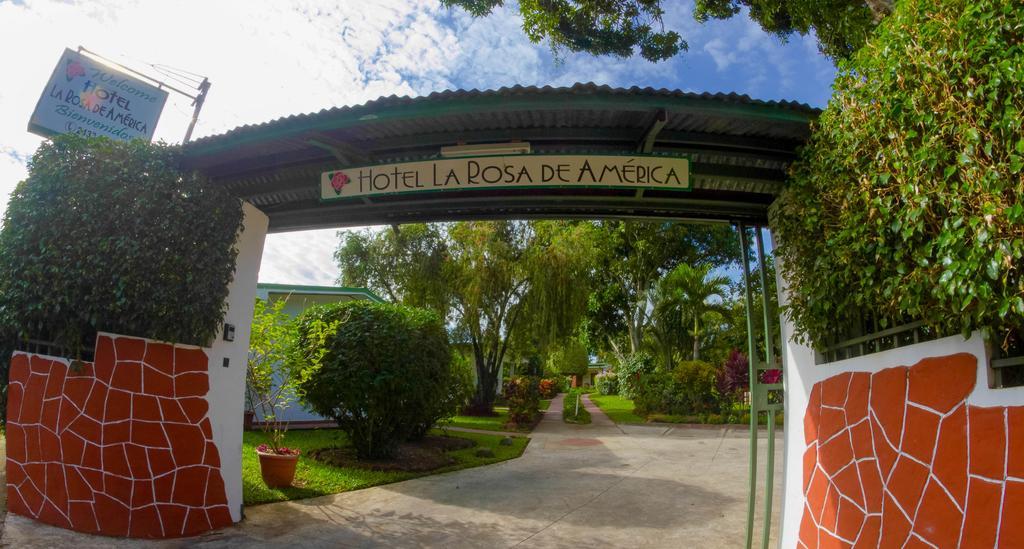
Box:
[738,223,784,549]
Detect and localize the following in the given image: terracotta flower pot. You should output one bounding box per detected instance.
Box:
[257,451,299,488]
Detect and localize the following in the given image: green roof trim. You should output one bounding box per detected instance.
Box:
[257,282,386,303]
[184,84,818,160]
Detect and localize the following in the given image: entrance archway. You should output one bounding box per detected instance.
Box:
[184,83,807,547]
[8,83,813,546]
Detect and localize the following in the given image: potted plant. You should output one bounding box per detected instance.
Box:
[254,444,300,488]
[247,297,312,488]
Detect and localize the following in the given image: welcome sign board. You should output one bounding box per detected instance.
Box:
[29,49,168,142]
[321,154,690,201]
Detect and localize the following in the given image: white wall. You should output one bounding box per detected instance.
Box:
[774,271,1024,547]
[205,202,269,522]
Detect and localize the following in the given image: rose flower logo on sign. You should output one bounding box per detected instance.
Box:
[65,60,86,81]
[330,172,350,194]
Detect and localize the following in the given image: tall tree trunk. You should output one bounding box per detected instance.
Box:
[692,316,701,361]
[469,356,499,414]
[466,333,499,415]
[627,304,643,354]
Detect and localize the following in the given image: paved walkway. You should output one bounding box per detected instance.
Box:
[3,395,783,548]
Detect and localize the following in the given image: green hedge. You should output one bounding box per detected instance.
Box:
[0,135,243,353]
[563,388,591,424]
[0,135,243,424]
[772,0,1024,346]
[297,300,454,459]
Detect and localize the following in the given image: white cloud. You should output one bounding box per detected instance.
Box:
[258,229,342,286]
[0,0,835,286]
[0,0,458,285]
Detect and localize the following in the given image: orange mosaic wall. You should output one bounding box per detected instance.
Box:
[5,334,232,538]
[800,353,1024,548]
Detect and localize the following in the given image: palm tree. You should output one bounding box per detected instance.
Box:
[650,263,730,362]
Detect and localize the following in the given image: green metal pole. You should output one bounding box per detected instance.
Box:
[739,223,758,549]
[755,228,776,394]
[763,409,776,549]
[756,228,776,549]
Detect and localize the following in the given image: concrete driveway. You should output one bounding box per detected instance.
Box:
[3,395,783,548]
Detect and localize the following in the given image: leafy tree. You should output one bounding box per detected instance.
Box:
[449,221,593,413]
[444,0,890,62]
[771,0,1024,348]
[335,223,451,314]
[585,221,738,360]
[443,0,683,62]
[694,0,887,60]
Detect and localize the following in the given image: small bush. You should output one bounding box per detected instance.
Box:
[538,378,562,399]
[563,388,591,424]
[634,360,721,417]
[716,349,748,398]
[297,301,452,459]
[595,372,618,395]
[504,376,540,425]
[617,352,654,400]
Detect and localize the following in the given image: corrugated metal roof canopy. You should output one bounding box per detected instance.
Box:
[182,83,818,232]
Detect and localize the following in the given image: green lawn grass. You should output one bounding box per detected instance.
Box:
[438,403,549,432]
[439,406,517,432]
[243,428,529,505]
[589,394,646,424]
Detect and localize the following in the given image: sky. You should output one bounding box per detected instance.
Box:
[0,0,837,286]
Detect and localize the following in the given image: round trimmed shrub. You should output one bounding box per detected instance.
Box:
[296,300,452,459]
[546,339,590,379]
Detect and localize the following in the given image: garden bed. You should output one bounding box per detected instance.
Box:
[242,428,529,505]
[308,434,475,472]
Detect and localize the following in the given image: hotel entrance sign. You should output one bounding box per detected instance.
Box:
[321,154,690,201]
[29,48,169,142]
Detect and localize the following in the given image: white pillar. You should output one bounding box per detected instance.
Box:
[774,258,818,548]
[205,202,269,522]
